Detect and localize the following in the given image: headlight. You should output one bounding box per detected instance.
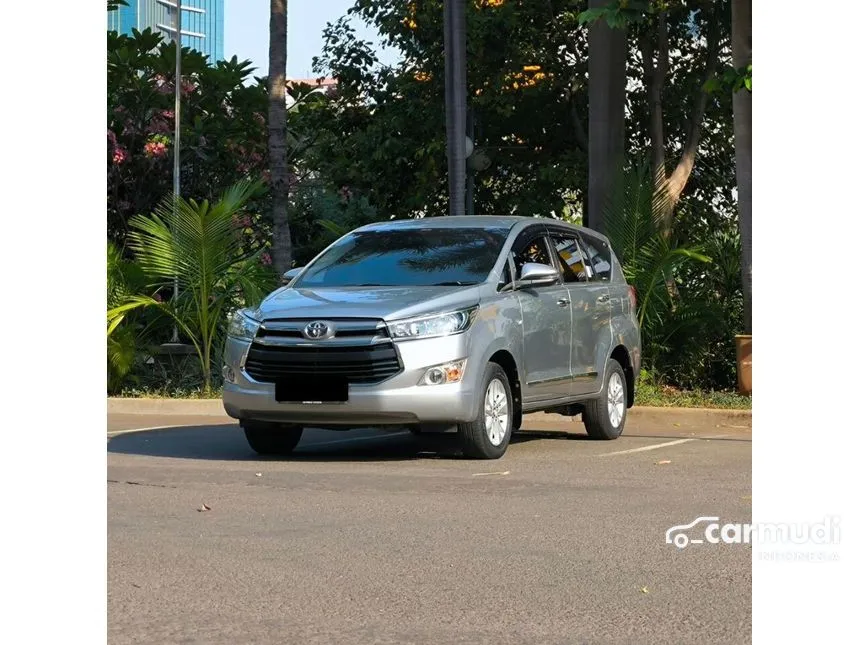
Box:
[227,308,261,340]
[387,307,477,340]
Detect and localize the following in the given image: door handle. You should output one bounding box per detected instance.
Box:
[557,297,570,307]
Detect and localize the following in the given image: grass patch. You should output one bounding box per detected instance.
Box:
[118,385,222,399]
[636,382,751,409]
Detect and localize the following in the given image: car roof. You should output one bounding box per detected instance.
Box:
[356,215,610,243]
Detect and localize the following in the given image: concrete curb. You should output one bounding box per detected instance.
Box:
[108,397,751,427]
[108,397,226,417]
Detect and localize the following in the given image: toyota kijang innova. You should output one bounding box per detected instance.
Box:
[222,216,641,459]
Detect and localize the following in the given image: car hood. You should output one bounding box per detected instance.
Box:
[256,285,484,321]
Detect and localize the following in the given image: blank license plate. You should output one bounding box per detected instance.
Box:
[275,378,348,403]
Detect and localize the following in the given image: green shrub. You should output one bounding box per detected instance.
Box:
[604,163,743,391]
[108,179,276,392]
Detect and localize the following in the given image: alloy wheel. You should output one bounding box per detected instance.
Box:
[607,372,625,428]
[483,378,510,446]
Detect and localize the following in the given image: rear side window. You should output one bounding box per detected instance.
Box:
[549,232,590,283]
[581,236,613,281]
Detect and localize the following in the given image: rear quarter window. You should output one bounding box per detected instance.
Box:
[581,237,613,281]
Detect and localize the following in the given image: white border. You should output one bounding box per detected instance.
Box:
[2,0,105,642]
[754,0,859,640]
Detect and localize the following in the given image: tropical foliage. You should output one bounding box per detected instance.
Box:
[604,162,740,389]
[107,28,270,243]
[105,0,749,394]
[108,180,276,392]
[107,242,146,391]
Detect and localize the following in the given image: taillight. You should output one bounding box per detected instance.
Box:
[628,285,637,312]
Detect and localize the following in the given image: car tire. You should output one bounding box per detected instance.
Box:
[458,363,513,459]
[583,358,627,440]
[243,423,304,455]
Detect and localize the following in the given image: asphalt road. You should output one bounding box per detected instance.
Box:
[108,413,751,645]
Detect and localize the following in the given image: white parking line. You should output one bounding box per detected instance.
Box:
[598,438,694,457]
[107,424,186,438]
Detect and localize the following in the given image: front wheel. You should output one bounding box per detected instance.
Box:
[458,363,513,459]
[243,423,304,455]
[582,359,628,440]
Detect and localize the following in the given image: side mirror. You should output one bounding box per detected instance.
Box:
[282,267,304,283]
[517,262,559,288]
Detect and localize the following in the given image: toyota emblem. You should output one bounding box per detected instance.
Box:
[303,321,331,339]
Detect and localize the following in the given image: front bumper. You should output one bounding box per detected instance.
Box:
[221,333,479,426]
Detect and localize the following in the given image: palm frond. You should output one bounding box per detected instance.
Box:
[317,218,349,238]
[603,160,712,343]
[114,179,271,391]
[108,324,137,392]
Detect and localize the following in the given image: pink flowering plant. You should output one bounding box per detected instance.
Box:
[108,28,268,242]
[144,135,170,158]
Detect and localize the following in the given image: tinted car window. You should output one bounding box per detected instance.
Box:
[581,236,613,281]
[549,232,590,283]
[294,227,508,288]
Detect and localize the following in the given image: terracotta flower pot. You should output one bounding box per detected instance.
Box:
[735,334,752,395]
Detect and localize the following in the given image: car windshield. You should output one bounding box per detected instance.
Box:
[294,227,508,288]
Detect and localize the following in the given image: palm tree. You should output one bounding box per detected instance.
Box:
[269,0,292,274]
[108,180,273,392]
[604,164,710,334]
[732,0,752,333]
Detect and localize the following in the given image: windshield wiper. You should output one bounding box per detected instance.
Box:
[431,281,478,286]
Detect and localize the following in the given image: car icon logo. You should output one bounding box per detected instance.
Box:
[303,321,331,339]
[665,516,720,549]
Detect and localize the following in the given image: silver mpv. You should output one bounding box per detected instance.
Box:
[222,216,641,459]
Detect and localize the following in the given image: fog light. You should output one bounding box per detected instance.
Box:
[419,359,466,386]
[222,365,236,383]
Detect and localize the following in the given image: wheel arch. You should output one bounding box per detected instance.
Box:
[609,345,636,407]
[487,348,522,431]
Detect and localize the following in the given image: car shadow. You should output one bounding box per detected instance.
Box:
[108,424,475,462]
[108,424,744,464]
[511,429,592,443]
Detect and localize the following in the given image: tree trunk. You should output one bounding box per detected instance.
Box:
[732,0,752,333]
[586,0,627,233]
[640,5,719,234]
[640,12,668,189]
[268,0,292,274]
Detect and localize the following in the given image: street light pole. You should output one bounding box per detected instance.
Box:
[171,0,182,343]
[443,0,467,216]
[465,108,475,216]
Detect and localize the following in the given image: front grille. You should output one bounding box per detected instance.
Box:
[256,318,389,340]
[244,342,402,385]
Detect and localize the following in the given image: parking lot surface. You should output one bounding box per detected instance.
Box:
[108,413,751,644]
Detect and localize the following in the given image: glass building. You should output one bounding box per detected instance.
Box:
[108,0,224,62]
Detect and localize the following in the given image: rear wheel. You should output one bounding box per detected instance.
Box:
[243,422,304,455]
[583,359,627,440]
[458,363,513,459]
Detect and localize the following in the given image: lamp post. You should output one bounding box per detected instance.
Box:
[170,0,182,343]
[443,0,467,216]
[465,108,474,215]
